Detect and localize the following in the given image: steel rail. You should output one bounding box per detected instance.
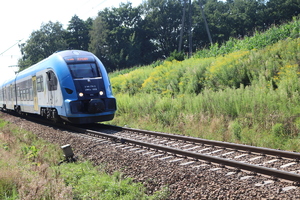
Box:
[10,112,300,161]
[78,127,300,183]
[100,124,300,160]
[10,116,299,183]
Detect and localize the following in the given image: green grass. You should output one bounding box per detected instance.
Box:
[108,17,300,152]
[0,118,168,199]
[0,119,72,199]
[55,161,168,200]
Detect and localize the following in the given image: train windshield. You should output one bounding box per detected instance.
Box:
[68,63,101,78]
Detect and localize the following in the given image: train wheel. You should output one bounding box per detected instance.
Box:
[16,106,22,115]
[52,109,62,123]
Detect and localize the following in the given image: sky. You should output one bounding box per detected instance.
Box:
[0,0,144,83]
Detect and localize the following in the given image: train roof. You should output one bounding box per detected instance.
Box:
[0,50,102,87]
[16,50,96,79]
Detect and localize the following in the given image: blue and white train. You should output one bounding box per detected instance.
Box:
[0,50,117,124]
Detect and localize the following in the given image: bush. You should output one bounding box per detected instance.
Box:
[272,123,285,137]
[166,50,185,61]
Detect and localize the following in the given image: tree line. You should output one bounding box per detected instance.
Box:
[18,0,299,72]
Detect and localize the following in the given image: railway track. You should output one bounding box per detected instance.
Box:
[62,123,300,184]
[4,111,300,185]
[2,112,300,198]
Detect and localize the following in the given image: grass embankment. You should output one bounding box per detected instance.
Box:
[109,17,300,152]
[0,118,168,199]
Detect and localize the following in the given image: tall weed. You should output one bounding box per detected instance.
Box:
[111,67,153,95]
[142,61,184,95]
[109,18,300,151]
[204,51,250,90]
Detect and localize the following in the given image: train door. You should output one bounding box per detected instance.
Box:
[32,76,38,111]
[3,86,7,109]
[46,70,58,107]
[8,84,13,109]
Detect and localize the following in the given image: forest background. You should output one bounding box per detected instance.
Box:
[18,0,299,72]
[18,0,300,151]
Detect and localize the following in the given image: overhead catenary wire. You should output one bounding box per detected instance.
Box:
[78,0,110,18]
[0,40,22,57]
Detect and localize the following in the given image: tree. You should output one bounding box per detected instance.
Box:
[66,15,92,50]
[18,21,67,71]
[266,0,300,25]
[192,0,229,47]
[18,0,300,72]
[89,16,110,69]
[227,0,262,37]
[142,0,183,58]
[193,0,267,47]
[89,3,155,71]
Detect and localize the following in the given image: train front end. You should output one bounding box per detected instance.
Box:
[59,50,116,124]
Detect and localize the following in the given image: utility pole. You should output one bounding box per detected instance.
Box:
[178,0,187,53]
[188,0,192,58]
[198,0,213,45]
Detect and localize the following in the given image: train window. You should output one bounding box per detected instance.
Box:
[21,90,25,101]
[4,88,6,100]
[68,63,101,78]
[12,86,15,100]
[37,76,44,92]
[29,88,33,100]
[17,86,20,99]
[21,89,23,101]
[26,89,30,101]
[7,87,10,101]
[20,89,22,101]
[46,71,58,91]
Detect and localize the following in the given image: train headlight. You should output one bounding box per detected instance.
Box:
[79,92,84,97]
[99,91,104,96]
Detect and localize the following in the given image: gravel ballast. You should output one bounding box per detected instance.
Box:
[2,113,299,199]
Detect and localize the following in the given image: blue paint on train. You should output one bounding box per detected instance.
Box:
[0,50,117,124]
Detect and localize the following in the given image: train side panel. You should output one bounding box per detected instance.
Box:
[3,80,16,111]
[15,71,64,115]
[0,88,3,109]
[35,69,64,115]
[16,75,35,113]
[0,81,7,110]
[0,50,116,124]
